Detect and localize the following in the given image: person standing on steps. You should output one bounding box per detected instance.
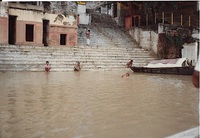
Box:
[86,29,90,46]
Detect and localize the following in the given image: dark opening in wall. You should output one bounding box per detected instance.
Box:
[8,15,17,44]
[60,34,66,45]
[113,3,117,17]
[43,19,49,46]
[26,24,34,42]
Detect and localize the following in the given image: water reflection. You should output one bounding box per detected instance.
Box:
[0,71,198,138]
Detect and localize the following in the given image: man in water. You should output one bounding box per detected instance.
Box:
[74,61,81,71]
[126,60,133,68]
[121,73,130,78]
[45,61,51,72]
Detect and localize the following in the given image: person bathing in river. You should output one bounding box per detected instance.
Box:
[126,60,133,68]
[121,73,130,78]
[192,56,199,88]
[45,61,51,72]
[74,61,81,71]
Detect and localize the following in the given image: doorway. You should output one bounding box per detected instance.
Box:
[8,15,17,44]
[60,34,66,45]
[43,19,49,46]
[26,24,34,42]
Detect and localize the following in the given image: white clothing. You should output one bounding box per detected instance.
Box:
[87,38,90,46]
[195,56,199,71]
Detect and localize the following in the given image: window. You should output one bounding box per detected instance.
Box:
[60,34,66,45]
[26,24,34,42]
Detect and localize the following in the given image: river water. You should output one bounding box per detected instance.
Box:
[0,70,198,138]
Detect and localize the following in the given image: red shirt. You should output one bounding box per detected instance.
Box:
[86,32,90,38]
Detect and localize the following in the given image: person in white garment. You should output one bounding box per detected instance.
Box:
[192,56,199,88]
[86,30,90,46]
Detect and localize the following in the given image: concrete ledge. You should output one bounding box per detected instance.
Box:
[8,2,44,11]
[166,126,199,138]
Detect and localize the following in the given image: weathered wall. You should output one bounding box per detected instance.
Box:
[9,8,43,46]
[101,6,107,14]
[128,27,158,54]
[16,21,43,46]
[0,17,8,44]
[44,13,77,26]
[128,24,198,60]
[0,2,78,46]
[150,31,158,55]
[157,33,183,59]
[0,2,8,44]
[77,4,90,25]
[44,13,78,46]
[182,42,198,61]
[113,2,126,27]
[125,16,132,29]
[9,8,43,22]
[48,25,77,46]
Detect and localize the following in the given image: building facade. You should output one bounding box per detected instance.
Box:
[0,2,78,47]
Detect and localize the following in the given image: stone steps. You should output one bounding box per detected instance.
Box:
[0,11,158,72]
[0,59,154,64]
[0,45,157,71]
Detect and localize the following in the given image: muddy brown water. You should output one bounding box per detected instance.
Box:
[0,71,198,138]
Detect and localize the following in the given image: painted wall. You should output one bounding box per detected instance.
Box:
[101,6,107,14]
[77,4,90,25]
[9,8,43,22]
[48,26,77,46]
[9,8,43,46]
[15,21,43,46]
[43,13,78,46]
[0,3,78,46]
[182,42,198,62]
[0,2,8,44]
[125,16,132,29]
[43,13,77,26]
[78,13,90,25]
[0,17,8,44]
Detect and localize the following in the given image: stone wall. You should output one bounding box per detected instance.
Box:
[128,24,198,59]
[128,27,158,55]
[77,4,90,25]
[157,33,179,59]
[0,2,8,44]
[182,42,198,62]
[49,25,77,46]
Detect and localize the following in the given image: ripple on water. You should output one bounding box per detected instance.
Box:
[0,72,198,138]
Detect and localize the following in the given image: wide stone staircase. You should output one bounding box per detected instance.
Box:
[0,45,156,72]
[0,13,158,72]
[78,13,138,48]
